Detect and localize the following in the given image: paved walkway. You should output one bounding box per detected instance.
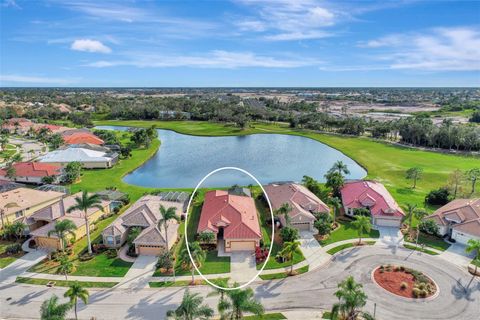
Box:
[116,255,158,290]
[118,245,136,263]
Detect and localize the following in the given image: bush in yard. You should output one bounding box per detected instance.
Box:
[353,207,371,217]
[400,282,408,290]
[197,231,215,244]
[280,226,299,243]
[314,220,332,236]
[157,251,174,270]
[6,243,22,254]
[105,249,117,259]
[419,220,439,236]
[425,187,452,206]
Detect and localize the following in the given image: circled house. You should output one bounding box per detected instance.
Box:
[197,190,261,252]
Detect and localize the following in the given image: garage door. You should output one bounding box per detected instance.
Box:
[374,218,401,227]
[137,246,163,256]
[35,237,61,250]
[292,222,311,231]
[452,231,475,245]
[229,241,256,251]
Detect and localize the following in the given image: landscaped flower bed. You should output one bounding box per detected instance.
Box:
[373,264,437,299]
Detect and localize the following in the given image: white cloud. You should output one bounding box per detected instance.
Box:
[0,74,78,85]
[235,0,337,41]
[362,27,480,71]
[2,0,21,9]
[84,50,321,69]
[71,39,112,53]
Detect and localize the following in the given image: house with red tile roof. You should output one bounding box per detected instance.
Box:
[340,180,405,227]
[426,199,480,245]
[62,131,104,145]
[264,183,329,231]
[0,162,63,184]
[197,190,261,252]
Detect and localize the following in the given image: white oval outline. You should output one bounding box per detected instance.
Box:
[184,166,274,290]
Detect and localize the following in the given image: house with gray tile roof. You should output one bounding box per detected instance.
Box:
[102,194,187,255]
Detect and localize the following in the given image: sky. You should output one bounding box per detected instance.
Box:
[0,0,479,87]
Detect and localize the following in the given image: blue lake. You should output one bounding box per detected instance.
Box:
[96,126,367,188]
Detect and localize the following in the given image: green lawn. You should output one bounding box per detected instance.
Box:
[322,311,332,319]
[0,240,25,269]
[403,243,439,255]
[15,277,118,288]
[28,213,133,277]
[404,232,451,251]
[243,313,287,320]
[255,200,305,270]
[319,219,380,246]
[326,241,376,255]
[259,265,309,280]
[95,120,480,209]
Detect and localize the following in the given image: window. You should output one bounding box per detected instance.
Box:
[106,236,114,245]
[115,235,121,244]
[15,211,24,219]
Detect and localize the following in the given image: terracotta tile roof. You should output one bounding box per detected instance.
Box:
[0,162,62,178]
[340,180,404,217]
[263,183,329,223]
[197,190,261,240]
[0,188,65,215]
[427,198,480,237]
[62,132,104,145]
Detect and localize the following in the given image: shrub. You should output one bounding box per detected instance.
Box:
[400,282,408,290]
[353,207,370,217]
[6,243,22,254]
[78,253,94,261]
[157,251,173,270]
[314,220,332,236]
[280,226,299,243]
[419,220,440,236]
[105,249,117,259]
[425,187,452,206]
[412,288,421,298]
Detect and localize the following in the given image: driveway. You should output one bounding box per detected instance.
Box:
[230,251,257,284]
[439,243,475,269]
[299,231,324,269]
[377,226,403,247]
[0,249,47,285]
[116,255,157,290]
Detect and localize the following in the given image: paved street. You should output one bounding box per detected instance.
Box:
[1,246,478,320]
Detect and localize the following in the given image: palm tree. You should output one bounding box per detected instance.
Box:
[64,282,89,320]
[330,197,342,225]
[403,204,428,239]
[331,276,370,320]
[280,240,302,274]
[466,239,480,276]
[57,254,73,280]
[221,284,264,320]
[207,278,229,318]
[47,219,77,252]
[67,191,104,255]
[179,241,206,284]
[330,160,350,176]
[275,203,292,226]
[166,288,213,320]
[40,295,72,320]
[158,205,180,252]
[352,215,371,245]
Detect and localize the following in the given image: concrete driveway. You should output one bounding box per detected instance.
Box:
[377,226,403,247]
[230,251,257,283]
[299,231,323,268]
[0,249,47,285]
[116,255,157,290]
[440,243,475,269]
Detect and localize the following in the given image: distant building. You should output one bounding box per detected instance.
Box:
[0,162,63,184]
[426,199,480,245]
[62,131,104,145]
[264,182,329,231]
[197,190,261,252]
[340,180,404,228]
[38,147,118,168]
